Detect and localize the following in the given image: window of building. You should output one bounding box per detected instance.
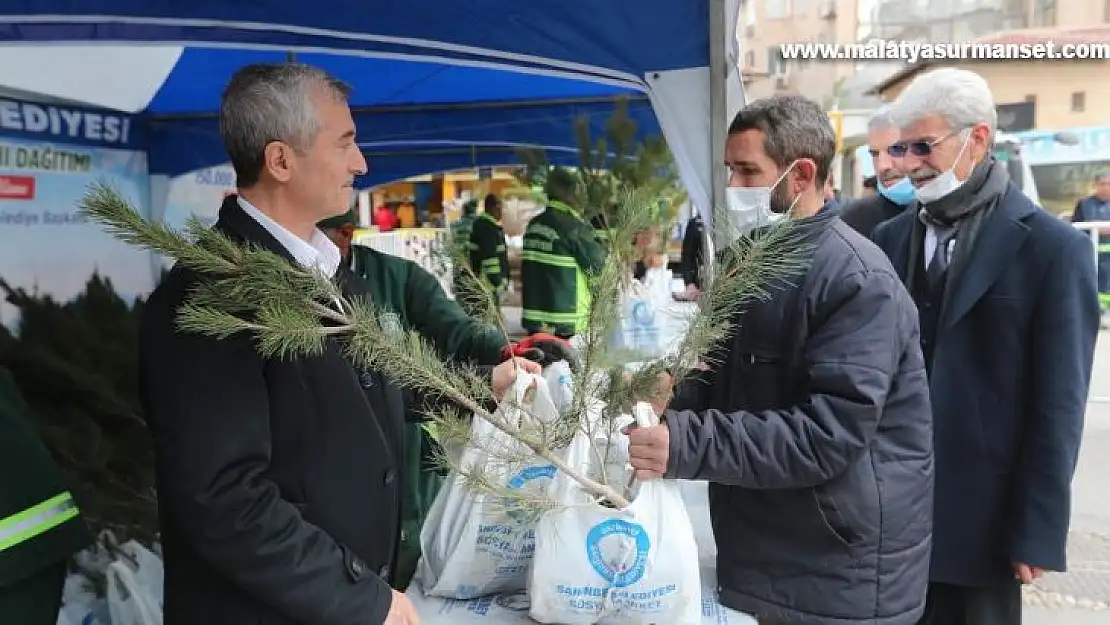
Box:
[794,0,808,15]
[766,0,791,19]
[1072,91,1086,112]
[1032,0,1056,27]
[745,50,757,68]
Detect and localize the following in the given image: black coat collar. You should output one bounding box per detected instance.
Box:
[212,194,299,266]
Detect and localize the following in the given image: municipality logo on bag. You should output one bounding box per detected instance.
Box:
[502,464,558,522]
[630,300,654,326]
[508,464,558,489]
[585,519,650,587]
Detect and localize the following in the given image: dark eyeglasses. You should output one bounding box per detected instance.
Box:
[886,129,965,158]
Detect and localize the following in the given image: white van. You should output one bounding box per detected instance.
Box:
[991,131,1079,206]
[992,132,1041,204]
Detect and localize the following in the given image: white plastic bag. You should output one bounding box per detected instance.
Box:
[106,540,164,625]
[58,532,163,625]
[57,569,110,625]
[417,373,562,599]
[640,268,673,305]
[529,403,702,624]
[612,281,663,359]
[542,360,575,417]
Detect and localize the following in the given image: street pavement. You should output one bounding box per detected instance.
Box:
[1020,331,1110,622]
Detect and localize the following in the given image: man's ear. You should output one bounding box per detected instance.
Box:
[972,123,993,157]
[263,141,294,183]
[793,159,818,193]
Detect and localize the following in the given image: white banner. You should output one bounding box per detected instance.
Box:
[0,100,155,326]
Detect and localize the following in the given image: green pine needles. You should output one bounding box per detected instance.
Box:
[81,179,808,514]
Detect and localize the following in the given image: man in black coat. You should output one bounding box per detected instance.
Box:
[140,63,537,625]
[627,94,933,625]
[679,210,704,295]
[873,67,1099,625]
[841,105,916,238]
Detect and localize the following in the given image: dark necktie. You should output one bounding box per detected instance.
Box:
[927,228,955,287]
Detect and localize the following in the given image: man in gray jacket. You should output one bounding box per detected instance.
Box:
[627,94,934,625]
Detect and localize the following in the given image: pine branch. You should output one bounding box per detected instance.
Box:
[664,222,812,386]
[80,111,811,517]
[83,182,630,506]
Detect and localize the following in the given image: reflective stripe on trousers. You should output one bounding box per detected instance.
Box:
[0,492,80,553]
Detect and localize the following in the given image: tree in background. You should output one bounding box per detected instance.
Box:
[0,274,158,548]
[514,97,687,258]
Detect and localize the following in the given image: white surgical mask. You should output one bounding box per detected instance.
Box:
[914,132,972,204]
[724,161,800,235]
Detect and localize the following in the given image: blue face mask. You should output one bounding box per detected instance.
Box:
[877,177,916,206]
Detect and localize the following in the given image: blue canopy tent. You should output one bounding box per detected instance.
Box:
[0,1,745,227]
[139,51,664,183]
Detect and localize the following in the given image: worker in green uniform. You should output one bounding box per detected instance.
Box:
[317,208,571,587]
[450,197,499,317]
[0,366,92,625]
[452,199,477,242]
[590,212,613,247]
[522,168,607,338]
[459,193,510,315]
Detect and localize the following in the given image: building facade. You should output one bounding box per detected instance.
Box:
[741,0,1110,107]
[872,26,1110,131]
[739,0,861,104]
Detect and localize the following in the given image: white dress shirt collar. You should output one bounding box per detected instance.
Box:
[237,197,342,278]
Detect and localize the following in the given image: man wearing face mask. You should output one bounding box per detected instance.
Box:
[842,105,916,238]
[625,94,933,625]
[871,68,1098,625]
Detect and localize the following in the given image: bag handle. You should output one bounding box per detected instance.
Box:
[510,370,539,404]
[504,371,541,428]
[621,402,659,504]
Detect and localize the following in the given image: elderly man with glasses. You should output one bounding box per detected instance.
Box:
[872,67,1099,625]
[842,104,917,238]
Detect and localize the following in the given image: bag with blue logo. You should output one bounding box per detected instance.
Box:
[529,403,702,624]
[417,372,563,599]
[612,281,664,359]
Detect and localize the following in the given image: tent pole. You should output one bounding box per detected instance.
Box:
[705,0,730,272]
[708,0,728,220]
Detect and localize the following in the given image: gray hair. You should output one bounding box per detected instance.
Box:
[889,67,997,137]
[727,94,836,184]
[220,63,352,188]
[867,104,897,133]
